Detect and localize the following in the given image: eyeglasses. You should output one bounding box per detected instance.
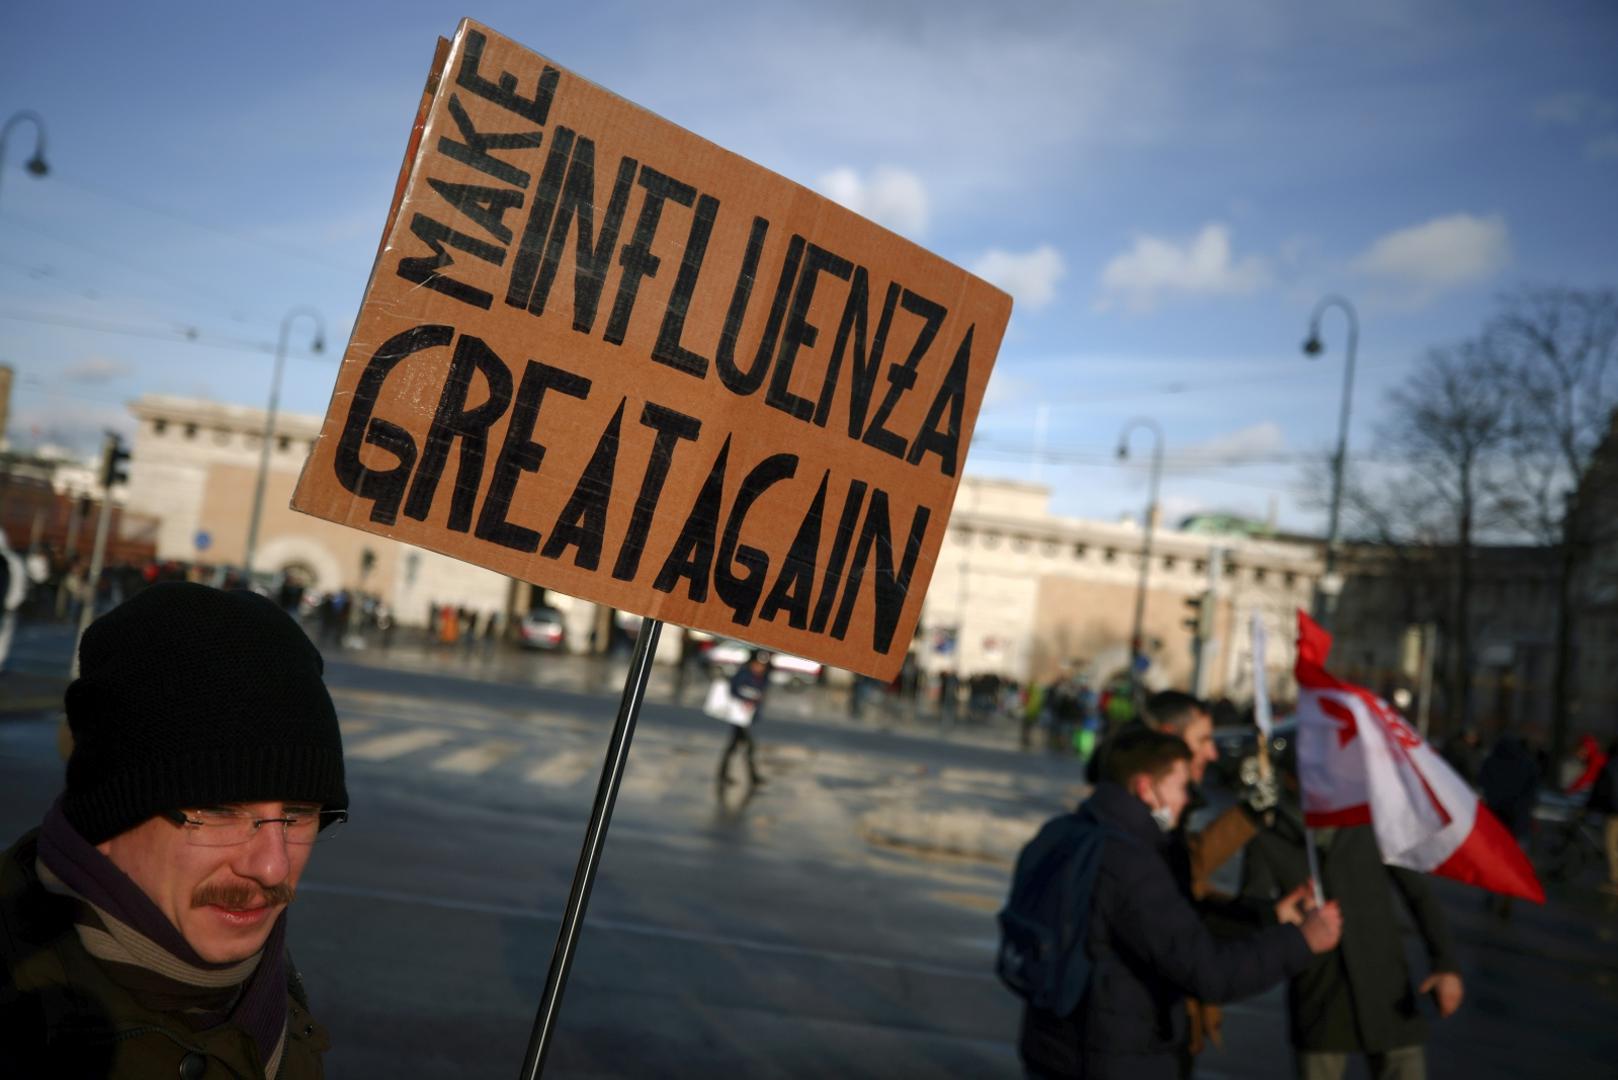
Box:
[160,807,348,847]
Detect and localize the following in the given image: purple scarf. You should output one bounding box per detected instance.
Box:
[36,798,289,1075]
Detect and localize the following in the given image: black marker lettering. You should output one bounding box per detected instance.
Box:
[713,453,797,626]
[604,166,697,346]
[830,490,930,654]
[906,324,973,478]
[455,29,559,124]
[757,470,828,630]
[541,399,624,570]
[334,325,450,526]
[650,193,720,377]
[651,436,729,602]
[809,479,867,634]
[473,360,591,552]
[862,288,944,459]
[767,243,853,421]
[436,95,541,190]
[404,334,515,530]
[611,403,701,581]
[396,214,501,310]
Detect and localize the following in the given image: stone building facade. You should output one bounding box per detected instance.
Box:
[920,477,1323,701]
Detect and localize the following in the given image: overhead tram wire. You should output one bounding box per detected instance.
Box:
[0,308,327,362]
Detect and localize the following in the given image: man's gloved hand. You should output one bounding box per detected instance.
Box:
[1240,767,1280,814]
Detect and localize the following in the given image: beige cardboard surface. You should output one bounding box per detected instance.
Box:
[292,19,1011,679]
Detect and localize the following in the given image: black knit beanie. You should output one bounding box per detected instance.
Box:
[63,582,347,845]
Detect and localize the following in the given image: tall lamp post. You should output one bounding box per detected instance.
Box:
[0,110,50,209]
[243,307,325,580]
[1302,295,1359,626]
[1118,417,1164,693]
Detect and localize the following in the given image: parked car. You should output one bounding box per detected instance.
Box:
[703,638,823,687]
[517,607,567,650]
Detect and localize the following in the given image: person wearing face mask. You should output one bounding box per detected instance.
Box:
[1018,728,1342,1080]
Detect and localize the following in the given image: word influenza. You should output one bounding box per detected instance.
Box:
[397,30,974,480]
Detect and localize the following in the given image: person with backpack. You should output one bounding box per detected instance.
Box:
[1004,727,1341,1079]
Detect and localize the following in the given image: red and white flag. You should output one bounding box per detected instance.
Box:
[1294,611,1543,903]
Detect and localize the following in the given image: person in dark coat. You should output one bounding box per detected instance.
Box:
[0,583,345,1078]
[718,650,770,787]
[1478,733,1540,919]
[1019,728,1341,1080]
[1241,796,1462,1080]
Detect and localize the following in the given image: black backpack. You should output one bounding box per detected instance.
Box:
[996,806,1123,1015]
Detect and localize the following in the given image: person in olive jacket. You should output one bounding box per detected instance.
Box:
[1240,792,1463,1080]
[1,583,347,1078]
[1020,728,1343,1079]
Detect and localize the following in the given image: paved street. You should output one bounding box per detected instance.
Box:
[4,618,1617,1077]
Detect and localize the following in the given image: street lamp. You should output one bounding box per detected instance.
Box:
[1117,416,1164,690]
[0,110,50,209]
[1302,294,1359,625]
[243,307,325,580]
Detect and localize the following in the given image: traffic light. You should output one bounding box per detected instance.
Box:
[1183,592,1213,640]
[99,433,130,490]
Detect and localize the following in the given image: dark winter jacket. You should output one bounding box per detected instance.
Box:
[0,830,330,1078]
[1019,783,1313,1080]
[1240,811,1459,1054]
[1584,746,1618,816]
[1479,735,1539,837]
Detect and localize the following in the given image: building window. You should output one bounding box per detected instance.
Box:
[1073,543,1088,559]
[212,428,230,446]
[1284,571,1297,588]
[277,435,292,453]
[983,532,1001,549]
[1011,535,1029,552]
[1224,561,1239,578]
[1103,547,1117,564]
[1193,559,1206,574]
[183,423,198,440]
[152,419,167,436]
[1162,556,1177,571]
[953,529,972,546]
[1253,567,1268,584]
[1043,539,1060,557]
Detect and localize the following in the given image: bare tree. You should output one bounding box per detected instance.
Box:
[1324,339,1511,727]
[1487,286,1618,768]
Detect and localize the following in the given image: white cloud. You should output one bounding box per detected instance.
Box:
[61,356,135,385]
[1097,223,1269,312]
[1586,134,1618,160]
[970,245,1066,310]
[816,166,929,237]
[1171,421,1286,467]
[1351,213,1510,292]
[1532,92,1616,128]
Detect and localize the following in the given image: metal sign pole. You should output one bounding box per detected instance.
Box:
[518,615,663,1079]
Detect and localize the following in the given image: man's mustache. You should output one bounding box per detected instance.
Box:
[192,880,296,909]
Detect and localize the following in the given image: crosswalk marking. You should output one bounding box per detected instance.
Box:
[433,740,521,775]
[347,729,454,761]
[526,750,593,787]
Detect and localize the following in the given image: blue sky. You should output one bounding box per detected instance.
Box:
[2,1,1614,532]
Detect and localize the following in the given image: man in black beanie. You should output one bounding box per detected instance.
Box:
[1,582,347,1079]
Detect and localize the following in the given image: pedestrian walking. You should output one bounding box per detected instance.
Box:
[1011,727,1340,1079]
[1241,770,1463,1080]
[1478,733,1538,916]
[717,650,770,788]
[0,582,347,1077]
[0,531,29,675]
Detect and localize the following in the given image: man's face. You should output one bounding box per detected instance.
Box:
[1178,710,1217,784]
[97,801,315,963]
[1139,761,1193,829]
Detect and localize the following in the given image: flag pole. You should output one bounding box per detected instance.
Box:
[518,616,664,1079]
[1256,612,1324,906]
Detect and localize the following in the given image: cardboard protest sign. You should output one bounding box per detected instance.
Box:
[293,19,1012,679]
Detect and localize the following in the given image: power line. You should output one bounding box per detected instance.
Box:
[0,308,326,361]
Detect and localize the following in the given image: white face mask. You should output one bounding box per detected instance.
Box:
[1148,782,1177,832]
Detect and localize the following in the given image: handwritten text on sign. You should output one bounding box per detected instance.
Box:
[293,21,1011,678]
